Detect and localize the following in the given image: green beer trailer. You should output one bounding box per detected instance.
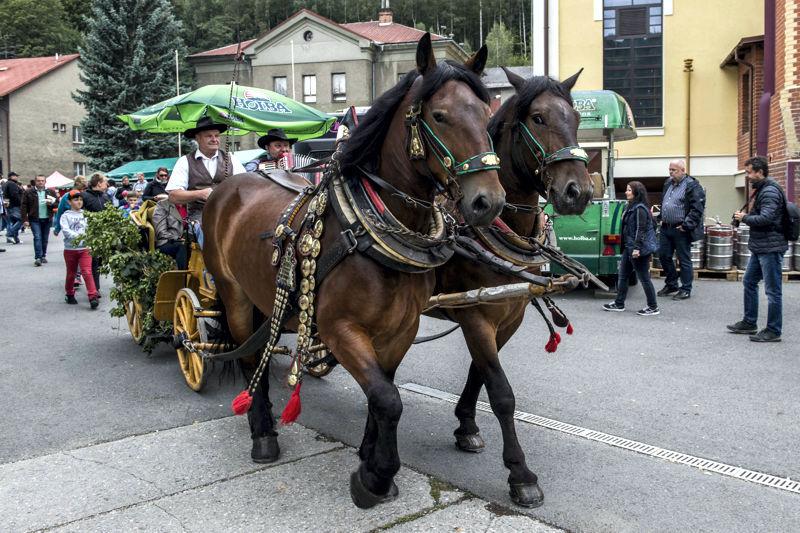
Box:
[545,90,637,286]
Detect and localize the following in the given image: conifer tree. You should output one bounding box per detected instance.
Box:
[74,0,187,170]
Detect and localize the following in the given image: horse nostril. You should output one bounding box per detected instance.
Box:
[471,194,491,215]
[565,181,581,201]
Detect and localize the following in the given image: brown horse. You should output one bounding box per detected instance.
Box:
[431,69,592,508]
[201,35,505,508]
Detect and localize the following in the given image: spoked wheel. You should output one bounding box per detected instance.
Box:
[174,288,210,392]
[304,347,335,378]
[124,297,145,344]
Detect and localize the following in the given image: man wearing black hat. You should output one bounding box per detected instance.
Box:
[245,128,295,172]
[166,117,246,221]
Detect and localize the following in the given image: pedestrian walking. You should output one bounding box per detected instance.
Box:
[3,171,24,245]
[53,176,87,236]
[656,159,706,300]
[21,175,58,266]
[82,173,110,293]
[727,156,788,342]
[603,181,660,315]
[59,191,99,308]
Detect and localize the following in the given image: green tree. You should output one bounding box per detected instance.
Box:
[74,0,188,171]
[0,0,81,57]
[485,21,520,68]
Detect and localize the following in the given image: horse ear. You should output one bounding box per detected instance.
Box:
[416,33,437,74]
[465,45,488,75]
[502,67,527,93]
[561,68,584,92]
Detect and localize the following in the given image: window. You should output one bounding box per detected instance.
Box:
[73,162,86,176]
[52,122,59,132]
[273,76,287,96]
[60,123,66,133]
[72,126,84,144]
[741,71,751,134]
[603,0,663,127]
[302,75,316,103]
[332,73,346,102]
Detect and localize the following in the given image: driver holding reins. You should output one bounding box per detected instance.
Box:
[166,117,246,222]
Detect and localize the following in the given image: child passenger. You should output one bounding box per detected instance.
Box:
[60,190,99,309]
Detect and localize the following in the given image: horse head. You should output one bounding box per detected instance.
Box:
[340,34,505,228]
[494,68,593,215]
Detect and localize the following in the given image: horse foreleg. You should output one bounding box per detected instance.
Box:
[461,316,544,508]
[453,361,486,452]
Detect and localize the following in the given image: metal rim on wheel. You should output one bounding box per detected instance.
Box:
[125,297,145,344]
[174,288,210,392]
[304,348,334,378]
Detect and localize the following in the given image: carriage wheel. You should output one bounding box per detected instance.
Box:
[124,297,145,344]
[174,288,210,392]
[304,347,335,378]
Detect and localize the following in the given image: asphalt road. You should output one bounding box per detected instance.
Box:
[2,235,798,532]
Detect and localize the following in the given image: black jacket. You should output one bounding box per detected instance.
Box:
[744,178,788,254]
[661,175,706,241]
[2,179,22,208]
[21,187,58,222]
[142,180,168,201]
[82,188,109,213]
[621,202,656,254]
[115,183,133,201]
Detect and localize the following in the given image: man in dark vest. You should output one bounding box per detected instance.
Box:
[166,117,245,221]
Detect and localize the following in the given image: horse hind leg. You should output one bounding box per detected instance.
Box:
[461,318,544,508]
[219,280,280,463]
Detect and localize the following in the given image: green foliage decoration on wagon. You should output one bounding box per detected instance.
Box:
[83,205,176,353]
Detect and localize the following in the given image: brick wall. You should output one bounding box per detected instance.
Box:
[736,45,764,170]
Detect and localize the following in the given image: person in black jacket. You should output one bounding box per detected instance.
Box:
[727,156,787,342]
[82,173,109,293]
[3,172,24,244]
[115,175,133,203]
[141,167,170,201]
[603,181,659,315]
[656,159,706,300]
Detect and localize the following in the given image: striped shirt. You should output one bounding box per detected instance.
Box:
[661,177,689,224]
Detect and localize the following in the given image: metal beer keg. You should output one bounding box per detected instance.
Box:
[735,224,751,269]
[705,224,734,271]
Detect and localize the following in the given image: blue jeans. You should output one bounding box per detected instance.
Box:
[658,225,693,293]
[742,251,783,335]
[6,207,22,240]
[615,249,658,308]
[30,218,51,260]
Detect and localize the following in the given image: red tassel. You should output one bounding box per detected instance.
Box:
[280,382,303,425]
[554,332,562,344]
[232,390,253,415]
[566,323,574,335]
[544,334,559,353]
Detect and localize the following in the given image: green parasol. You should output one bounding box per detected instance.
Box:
[117,84,335,140]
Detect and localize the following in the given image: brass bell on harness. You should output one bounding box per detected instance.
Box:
[299,234,313,256]
[311,239,321,258]
[298,295,310,310]
[316,193,328,215]
[313,220,324,238]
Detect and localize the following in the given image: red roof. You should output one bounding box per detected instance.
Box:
[0,54,79,97]
[341,22,444,44]
[189,39,257,58]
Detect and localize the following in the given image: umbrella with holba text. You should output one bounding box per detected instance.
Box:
[117,84,334,140]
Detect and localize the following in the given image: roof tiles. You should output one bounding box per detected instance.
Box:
[0,54,79,97]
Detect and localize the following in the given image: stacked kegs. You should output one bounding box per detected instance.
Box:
[784,242,796,271]
[690,239,704,269]
[705,224,735,271]
[794,241,800,271]
[735,224,751,269]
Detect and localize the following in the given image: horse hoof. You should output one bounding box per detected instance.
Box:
[455,433,485,453]
[251,435,280,463]
[509,482,544,508]
[349,470,399,509]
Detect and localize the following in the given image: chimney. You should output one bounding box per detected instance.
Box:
[378,0,393,25]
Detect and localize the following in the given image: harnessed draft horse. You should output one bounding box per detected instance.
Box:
[202,34,506,508]
[428,68,593,508]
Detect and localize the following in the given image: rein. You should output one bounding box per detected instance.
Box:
[405,103,501,201]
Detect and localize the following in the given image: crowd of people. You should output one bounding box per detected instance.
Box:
[0,120,790,342]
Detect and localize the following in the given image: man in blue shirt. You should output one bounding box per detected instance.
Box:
[657,159,706,300]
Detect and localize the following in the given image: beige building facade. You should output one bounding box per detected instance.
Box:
[0,54,88,180]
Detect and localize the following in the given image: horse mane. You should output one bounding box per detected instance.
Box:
[340,61,489,173]
[488,75,572,139]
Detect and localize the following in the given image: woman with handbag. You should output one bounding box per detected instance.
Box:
[603,180,660,316]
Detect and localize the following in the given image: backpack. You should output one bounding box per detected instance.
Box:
[769,182,800,241]
[634,204,658,256]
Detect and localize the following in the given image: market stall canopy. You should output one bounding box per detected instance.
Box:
[572,90,638,142]
[106,149,264,181]
[46,171,73,189]
[117,84,335,140]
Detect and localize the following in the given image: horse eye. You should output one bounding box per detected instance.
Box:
[532,114,546,126]
[432,111,446,123]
